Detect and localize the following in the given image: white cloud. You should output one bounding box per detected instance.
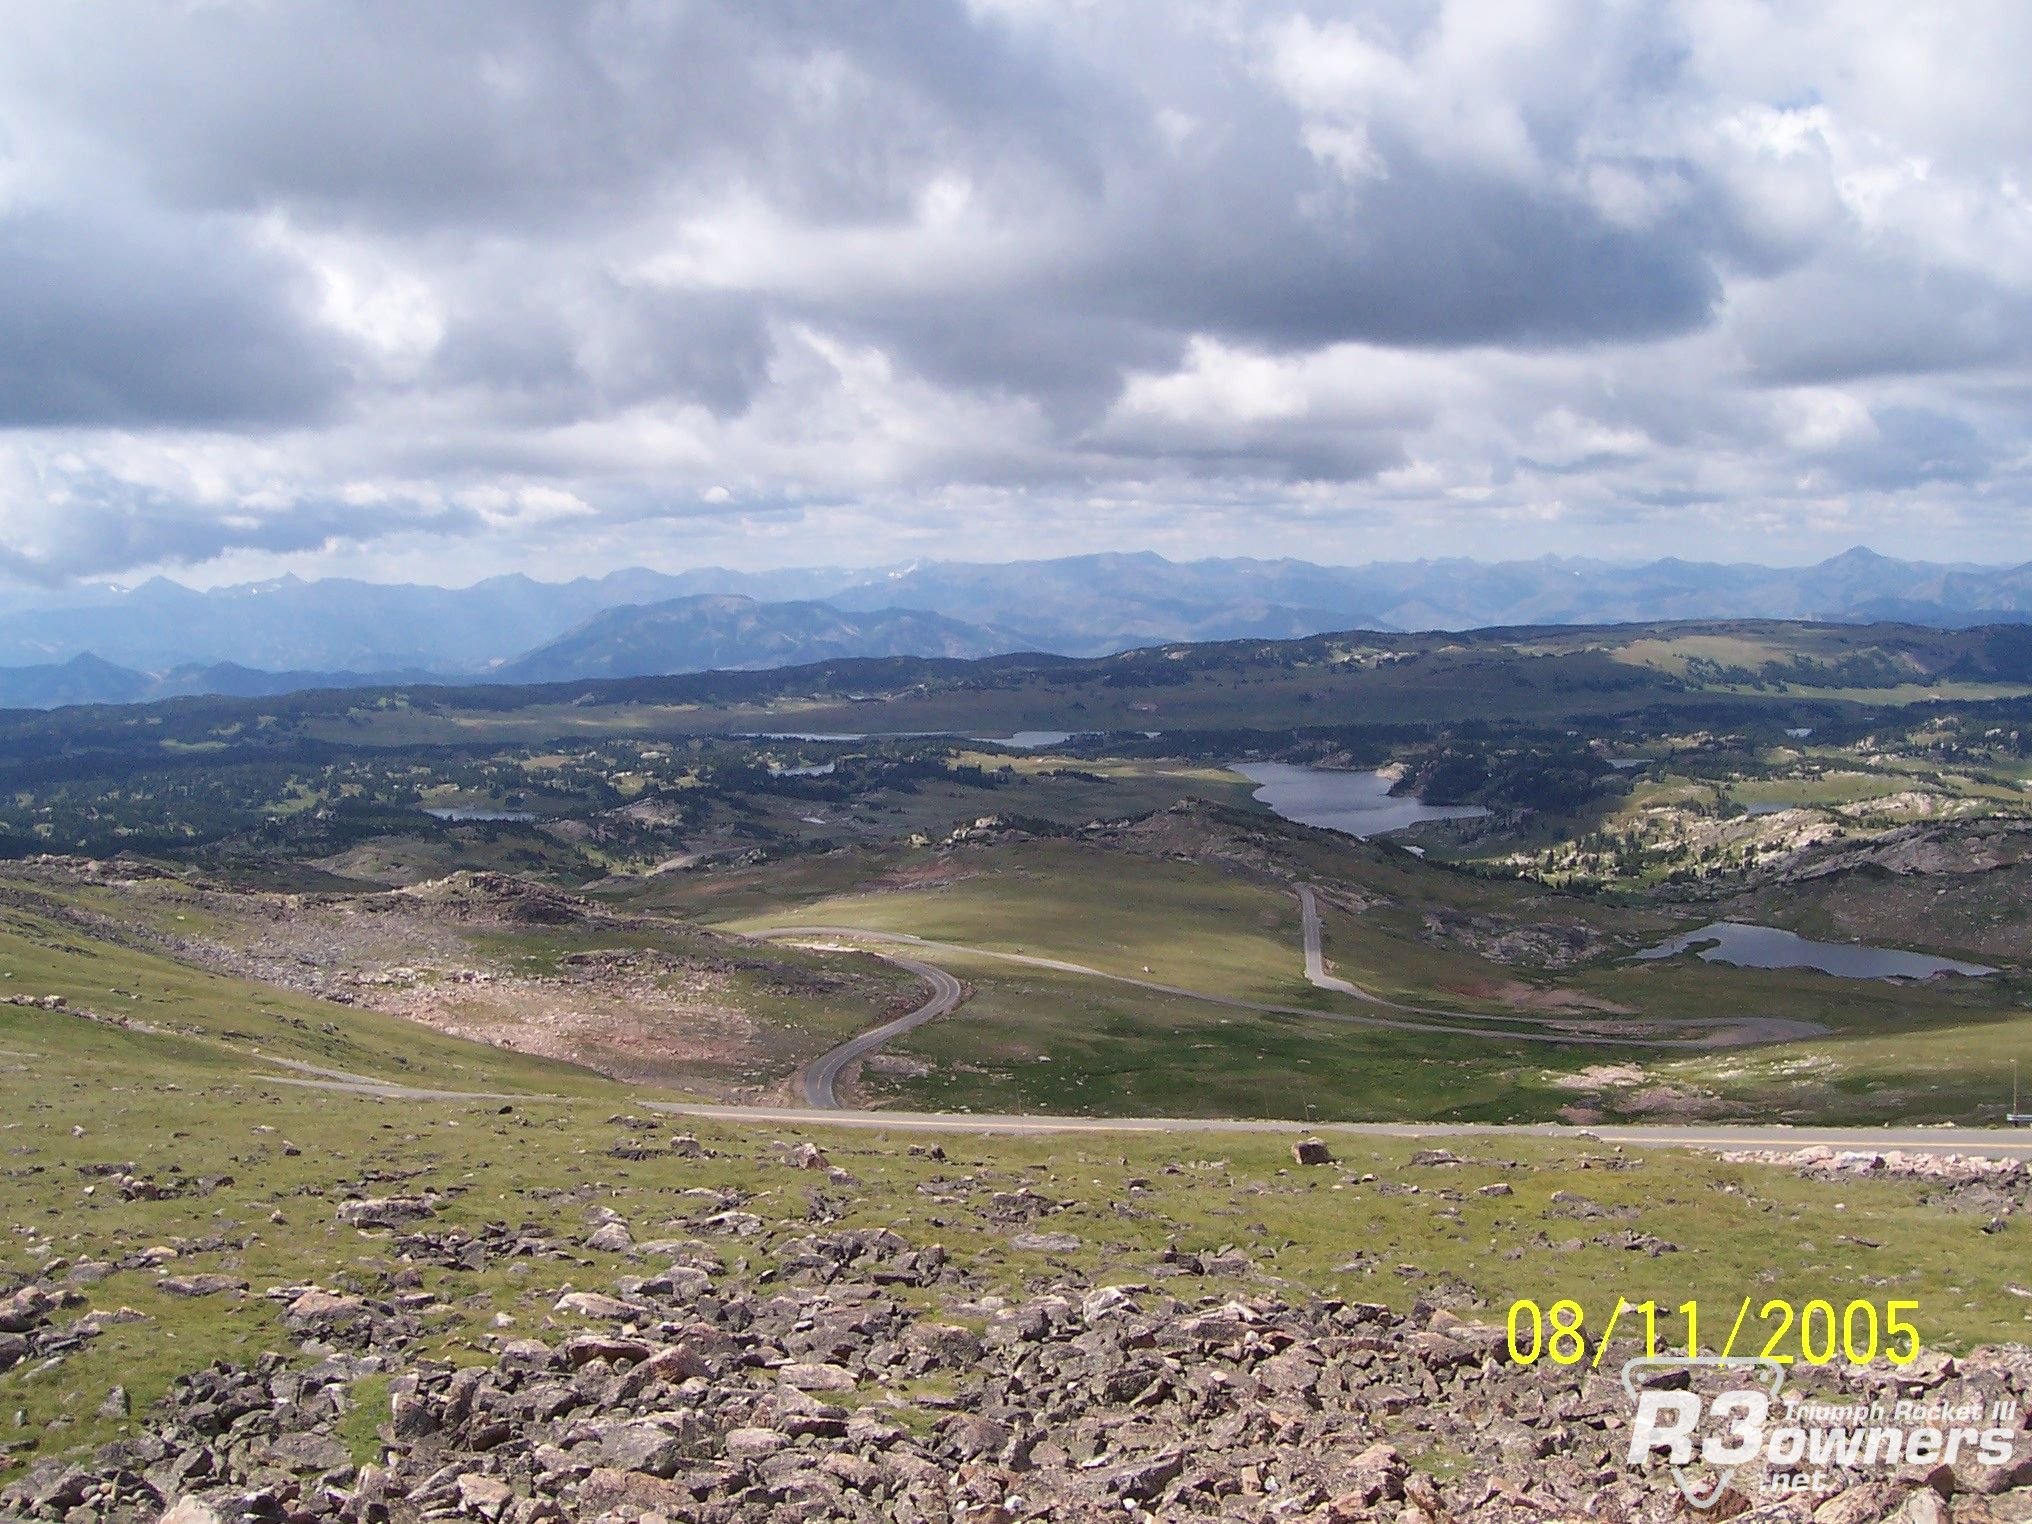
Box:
[0,0,2025,584]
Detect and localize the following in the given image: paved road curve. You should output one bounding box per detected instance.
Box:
[1298,884,1368,999]
[750,913,1825,1051]
[794,955,966,1108]
[639,1101,2032,1158]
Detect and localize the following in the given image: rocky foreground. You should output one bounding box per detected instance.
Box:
[5,1192,2032,1524]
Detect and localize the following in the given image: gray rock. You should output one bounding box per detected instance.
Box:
[553,1291,645,1321]
[157,1274,248,1299]
[1107,1448,1185,1501]
[778,1361,857,1392]
[257,1430,351,1471]
[599,1422,686,1477]
[1009,1231,1082,1254]
[457,1472,515,1520]
[0,1288,55,1333]
[336,1195,437,1228]
[724,1426,789,1460]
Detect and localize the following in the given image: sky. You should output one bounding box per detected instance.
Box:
[1,0,2029,590]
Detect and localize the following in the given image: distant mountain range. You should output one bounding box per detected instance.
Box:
[0,653,440,710]
[4,546,2032,709]
[496,596,1020,683]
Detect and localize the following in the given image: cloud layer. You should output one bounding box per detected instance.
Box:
[1,0,2028,582]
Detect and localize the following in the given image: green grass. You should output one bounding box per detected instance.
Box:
[4,1024,2027,1481]
[1660,1000,2032,1124]
[6,868,926,1100]
[339,1373,392,1466]
[0,896,610,1098]
[664,825,2032,1124]
[1,880,2026,1480]
[866,955,1604,1122]
[688,823,2025,1112]
[718,839,1316,1004]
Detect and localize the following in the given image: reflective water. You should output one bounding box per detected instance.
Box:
[423,807,536,822]
[1633,921,1994,979]
[971,731,1078,749]
[1234,762,1491,838]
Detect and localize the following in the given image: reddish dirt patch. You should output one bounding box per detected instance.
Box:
[1441,979,1635,1014]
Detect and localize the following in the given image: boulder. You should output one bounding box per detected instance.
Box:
[1107,1449,1185,1501]
[553,1291,645,1322]
[336,1195,437,1228]
[599,1422,686,1478]
[724,1427,789,1461]
[284,1288,367,1326]
[457,1473,515,1520]
[1010,1231,1082,1253]
[158,1274,248,1299]
[778,1361,857,1392]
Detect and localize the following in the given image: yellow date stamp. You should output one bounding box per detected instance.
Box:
[1505,1297,1921,1368]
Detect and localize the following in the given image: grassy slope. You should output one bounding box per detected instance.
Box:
[3,1010,2026,1481]
[865,954,1587,1123]
[0,896,609,1098]
[671,826,2032,1125]
[721,840,1314,1004]
[283,645,1729,752]
[8,871,924,1100]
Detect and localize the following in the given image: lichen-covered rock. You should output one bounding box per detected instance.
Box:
[335,1194,437,1228]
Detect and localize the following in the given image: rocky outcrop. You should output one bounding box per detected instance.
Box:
[7,1227,2032,1523]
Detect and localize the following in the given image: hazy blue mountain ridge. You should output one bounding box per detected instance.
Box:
[5,547,2032,707]
[494,595,1027,683]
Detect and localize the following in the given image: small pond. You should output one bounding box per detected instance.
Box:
[1234,762,1490,839]
[970,731,1079,749]
[1633,921,1995,979]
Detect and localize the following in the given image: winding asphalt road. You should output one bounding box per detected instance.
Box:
[1294,885,1826,1042]
[794,955,965,1108]
[753,894,1824,1097]
[1298,884,1369,999]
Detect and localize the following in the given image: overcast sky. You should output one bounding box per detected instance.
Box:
[1,0,2028,588]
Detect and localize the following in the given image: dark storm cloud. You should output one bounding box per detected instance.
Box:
[427,280,775,420]
[1816,406,1994,492]
[1092,141,1722,351]
[0,207,345,428]
[5,1,1097,231]
[1733,261,2032,385]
